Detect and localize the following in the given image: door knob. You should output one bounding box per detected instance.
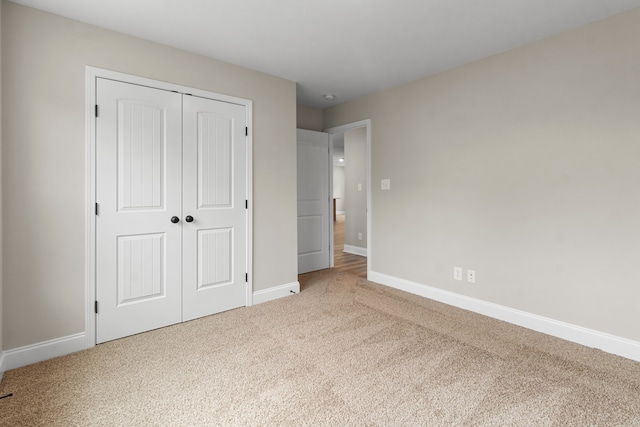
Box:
[171,216,180,223]
[185,215,194,223]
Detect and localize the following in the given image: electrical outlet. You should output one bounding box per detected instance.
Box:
[381,179,391,190]
[454,267,463,281]
[357,183,362,191]
[357,232,363,241]
[467,269,476,283]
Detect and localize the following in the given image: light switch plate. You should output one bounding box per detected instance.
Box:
[454,267,463,281]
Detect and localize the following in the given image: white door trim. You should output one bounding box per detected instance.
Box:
[85,66,253,349]
[325,119,372,279]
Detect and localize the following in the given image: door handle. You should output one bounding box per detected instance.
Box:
[171,216,180,224]
[185,215,194,223]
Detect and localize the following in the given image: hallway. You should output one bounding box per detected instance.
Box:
[333,214,367,278]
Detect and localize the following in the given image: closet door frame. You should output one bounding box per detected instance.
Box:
[85,66,254,349]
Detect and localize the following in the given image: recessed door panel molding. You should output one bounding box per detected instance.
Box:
[298,145,324,202]
[197,112,233,209]
[117,233,165,305]
[298,216,323,255]
[117,100,165,211]
[198,228,233,289]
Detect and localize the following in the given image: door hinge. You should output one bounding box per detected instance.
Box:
[245,127,248,136]
[95,301,99,314]
[95,105,99,118]
[95,203,99,215]
[245,273,248,282]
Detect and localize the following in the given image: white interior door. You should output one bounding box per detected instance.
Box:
[96,78,183,343]
[297,129,330,274]
[182,95,247,321]
[96,79,248,343]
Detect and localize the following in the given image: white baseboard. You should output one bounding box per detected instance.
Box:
[0,281,299,374]
[253,281,300,305]
[1,333,86,373]
[343,244,367,257]
[336,210,345,215]
[368,271,640,362]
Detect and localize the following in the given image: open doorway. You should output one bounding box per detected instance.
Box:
[326,120,371,279]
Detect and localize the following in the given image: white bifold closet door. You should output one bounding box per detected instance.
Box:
[96,78,246,344]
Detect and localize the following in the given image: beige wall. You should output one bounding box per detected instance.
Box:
[325,9,640,342]
[2,2,297,350]
[296,104,324,131]
[344,128,367,249]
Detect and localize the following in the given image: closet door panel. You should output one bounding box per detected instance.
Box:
[96,79,183,344]
[182,96,247,321]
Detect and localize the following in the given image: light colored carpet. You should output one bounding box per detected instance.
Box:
[1,269,639,426]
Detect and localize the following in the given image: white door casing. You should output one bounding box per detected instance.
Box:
[182,95,247,321]
[94,75,250,343]
[297,129,330,274]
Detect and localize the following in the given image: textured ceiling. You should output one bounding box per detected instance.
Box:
[10,0,640,108]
